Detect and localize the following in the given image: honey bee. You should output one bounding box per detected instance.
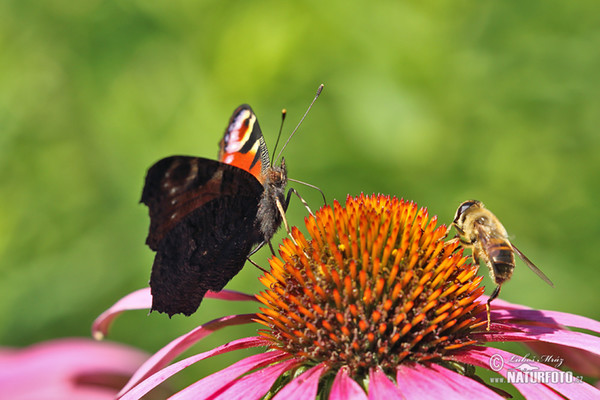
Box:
[452,200,554,330]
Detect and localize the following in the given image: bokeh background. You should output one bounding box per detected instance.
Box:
[1,0,599,396]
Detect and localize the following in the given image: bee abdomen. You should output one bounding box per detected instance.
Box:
[489,242,515,284]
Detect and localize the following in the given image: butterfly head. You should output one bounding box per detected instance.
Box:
[265,157,287,189]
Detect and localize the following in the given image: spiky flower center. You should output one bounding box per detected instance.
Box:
[256,194,486,378]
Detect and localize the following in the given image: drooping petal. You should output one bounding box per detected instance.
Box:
[486,298,600,334]
[170,350,290,400]
[272,363,329,400]
[92,288,258,339]
[205,289,259,302]
[368,368,403,399]
[0,338,151,400]
[210,358,299,400]
[92,288,152,340]
[330,367,367,400]
[453,346,600,399]
[473,326,600,359]
[119,335,269,399]
[395,362,503,400]
[526,340,600,377]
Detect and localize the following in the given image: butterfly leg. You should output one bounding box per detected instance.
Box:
[287,178,327,207]
[279,187,317,245]
[248,239,277,257]
[275,197,293,237]
[248,241,266,257]
[486,284,502,331]
[246,256,268,273]
[285,187,316,216]
[245,241,275,273]
[268,241,276,256]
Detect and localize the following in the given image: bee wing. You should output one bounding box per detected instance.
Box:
[511,244,554,287]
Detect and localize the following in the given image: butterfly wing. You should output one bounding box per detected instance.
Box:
[141,156,265,316]
[218,104,270,183]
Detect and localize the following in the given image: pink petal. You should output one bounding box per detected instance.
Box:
[473,326,600,358]
[171,350,290,399]
[395,363,503,399]
[119,335,269,399]
[489,305,600,334]
[330,367,367,400]
[453,346,600,399]
[211,358,299,400]
[451,347,562,399]
[396,363,447,399]
[92,288,153,340]
[368,368,403,399]
[478,295,528,309]
[0,338,149,400]
[92,288,258,339]
[272,363,329,400]
[205,290,259,302]
[526,341,600,377]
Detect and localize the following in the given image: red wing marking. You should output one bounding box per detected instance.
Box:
[218,105,268,183]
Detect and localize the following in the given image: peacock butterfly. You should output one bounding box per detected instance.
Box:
[141,104,292,316]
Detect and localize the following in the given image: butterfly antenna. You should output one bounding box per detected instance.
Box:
[274,84,324,164]
[288,178,327,206]
[270,109,287,167]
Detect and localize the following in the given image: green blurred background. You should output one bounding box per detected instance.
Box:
[1,0,599,394]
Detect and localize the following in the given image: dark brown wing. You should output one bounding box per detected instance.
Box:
[141,156,263,250]
[141,156,265,316]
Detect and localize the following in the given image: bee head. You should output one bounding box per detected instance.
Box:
[453,200,483,225]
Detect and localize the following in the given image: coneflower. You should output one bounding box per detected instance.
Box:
[95,194,600,399]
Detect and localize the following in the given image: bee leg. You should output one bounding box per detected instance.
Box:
[446,235,460,249]
[486,285,502,331]
[444,225,453,238]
